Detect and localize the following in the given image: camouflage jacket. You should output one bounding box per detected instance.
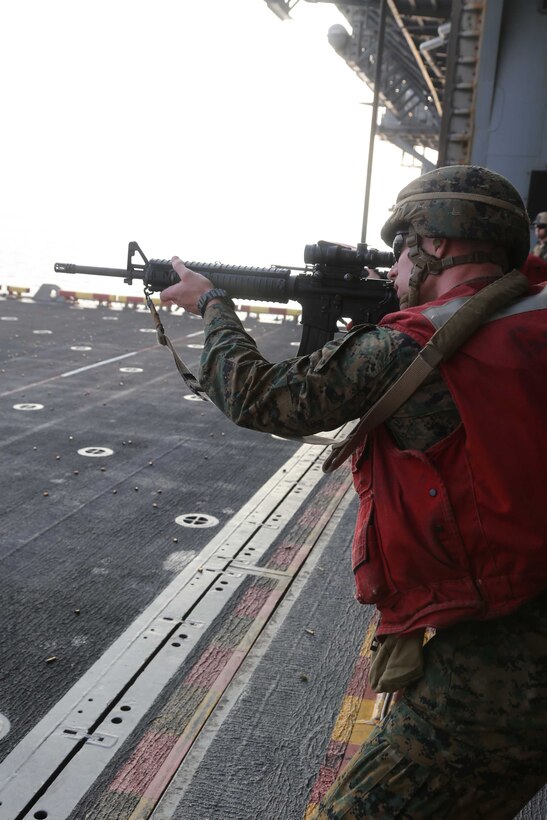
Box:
[532,241,547,262]
[199,302,460,452]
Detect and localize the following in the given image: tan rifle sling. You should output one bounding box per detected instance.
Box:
[321,270,529,473]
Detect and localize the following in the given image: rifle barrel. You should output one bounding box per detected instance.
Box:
[54,263,131,278]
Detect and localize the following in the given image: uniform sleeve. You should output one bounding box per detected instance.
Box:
[198,301,421,437]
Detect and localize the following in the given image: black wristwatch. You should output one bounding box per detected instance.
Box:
[197,288,234,318]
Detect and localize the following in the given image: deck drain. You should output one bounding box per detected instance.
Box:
[1,316,18,321]
[183,394,202,402]
[77,447,114,458]
[71,345,92,351]
[290,341,299,346]
[14,403,44,411]
[120,367,143,373]
[32,329,53,335]
[175,513,219,529]
[102,315,119,320]
[186,343,204,349]
[139,328,156,333]
[0,713,10,740]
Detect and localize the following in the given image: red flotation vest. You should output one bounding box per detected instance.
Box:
[351,281,547,635]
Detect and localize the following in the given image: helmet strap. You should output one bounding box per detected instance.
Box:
[406,231,434,307]
[405,231,509,307]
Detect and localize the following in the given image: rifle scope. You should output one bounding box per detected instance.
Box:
[304,242,394,271]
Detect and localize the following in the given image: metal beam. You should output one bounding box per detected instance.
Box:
[361,0,388,242]
[437,0,485,165]
[386,0,443,116]
[377,133,436,170]
[264,0,301,20]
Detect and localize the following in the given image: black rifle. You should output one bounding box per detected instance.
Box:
[54,240,398,356]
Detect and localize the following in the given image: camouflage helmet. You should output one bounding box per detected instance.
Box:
[381,165,530,269]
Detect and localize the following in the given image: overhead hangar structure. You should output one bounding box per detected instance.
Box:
[263,0,547,221]
[264,0,474,169]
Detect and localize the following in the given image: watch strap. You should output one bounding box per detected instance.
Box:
[197,288,234,317]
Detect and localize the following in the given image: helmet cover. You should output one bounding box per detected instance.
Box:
[381,165,530,269]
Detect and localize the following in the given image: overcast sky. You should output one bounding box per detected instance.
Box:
[0,0,422,295]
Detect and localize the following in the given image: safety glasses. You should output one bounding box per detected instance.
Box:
[535,223,547,230]
[392,231,409,262]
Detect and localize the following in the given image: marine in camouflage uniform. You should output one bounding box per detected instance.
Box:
[161,166,547,819]
[531,210,547,261]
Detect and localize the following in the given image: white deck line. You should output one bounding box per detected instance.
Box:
[60,351,138,377]
[0,433,347,819]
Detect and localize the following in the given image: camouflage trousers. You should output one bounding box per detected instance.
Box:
[310,593,547,820]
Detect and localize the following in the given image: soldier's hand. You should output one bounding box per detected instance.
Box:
[160,256,214,314]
